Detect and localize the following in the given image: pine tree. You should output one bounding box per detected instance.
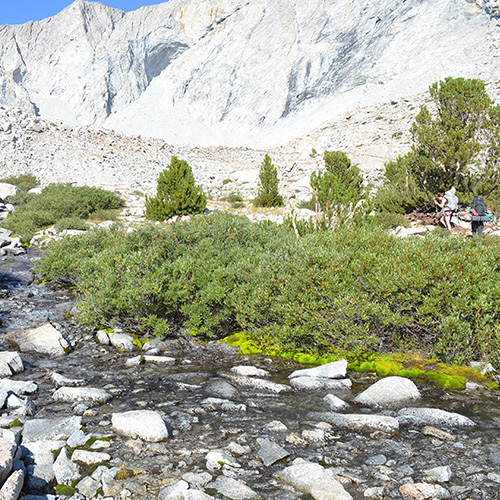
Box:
[375,77,500,212]
[145,156,206,221]
[411,77,493,192]
[310,151,365,229]
[253,154,284,207]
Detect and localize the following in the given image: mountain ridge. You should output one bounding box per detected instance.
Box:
[0,0,499,148]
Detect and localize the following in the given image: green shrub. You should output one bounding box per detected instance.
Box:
[310,151,365,229]
[55,217,88,232]
[0,173,39,192]
[222,193,243,203]
[253,154,284,207]
[145,156,206,221]
[2,183,124,243]
[37,213,500,368]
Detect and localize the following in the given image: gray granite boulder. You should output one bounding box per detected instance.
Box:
[397,407,476,427]
[111,410,169,442]
[22,416,82,443]
[0,379,37,395]
[275,459,353,500]
[257,438,289,466]
[289,359,347,379]
[222,374,292,393]
[209,475,259,499]
[310,412,399,436]
[5,323,70,356]
[52,387,112,404]
[354,376,421,407]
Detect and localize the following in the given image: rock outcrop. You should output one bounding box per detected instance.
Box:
[0,0,499,149]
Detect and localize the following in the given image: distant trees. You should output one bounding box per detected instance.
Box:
[376,77,500,212]
[145,156,206,221]
[253,154,284,207]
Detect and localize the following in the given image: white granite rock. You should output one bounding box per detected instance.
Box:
[108,332,136,351]
[53,448,80,485]
[230,365,270,377]
[323,394,350,411]
[111,410,169,442]
[290,376,352,391]
[399,482,451,499]
[0,352,24,375]
[275,459,353,500]
[311,412,400,436]
[0,468,24,500]
[72,449,111,465]
[397,407,476,427]
[354,376,421,407]
[52,387,112,404]
[5,323,69,356]
[289,360,347,380]
[209,475,259,500]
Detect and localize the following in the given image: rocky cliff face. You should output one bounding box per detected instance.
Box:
[0,0,499,147]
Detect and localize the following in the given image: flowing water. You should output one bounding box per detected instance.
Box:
[1,250,500,499]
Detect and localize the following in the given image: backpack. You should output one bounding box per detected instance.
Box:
[471,196,486,216]
[444,191,459,211]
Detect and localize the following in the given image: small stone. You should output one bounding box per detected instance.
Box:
[230,365,269,377]
[72,449,111,465]
[399,482,451,499]
[423,465,452,483]
[257,437,289,466]
[422,426,456,441]
[324,394,350,411]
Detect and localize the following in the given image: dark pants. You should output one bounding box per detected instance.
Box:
[472,220,484,237]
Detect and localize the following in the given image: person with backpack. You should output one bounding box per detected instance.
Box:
[469,196,490,237]
[433,186,458,232]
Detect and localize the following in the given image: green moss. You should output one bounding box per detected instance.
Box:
[426,371,467,389]
[293,353,318,364]
[130,333,142,349]
[8,418,23,428]
[239,341,262,355]
[56,484,75,496]
[485,381,500,390]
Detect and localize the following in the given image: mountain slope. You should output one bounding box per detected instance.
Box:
[0,0,499,147]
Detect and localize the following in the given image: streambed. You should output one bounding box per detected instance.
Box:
[0,250,499,499]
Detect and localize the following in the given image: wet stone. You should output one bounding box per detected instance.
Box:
[256,437,289,466]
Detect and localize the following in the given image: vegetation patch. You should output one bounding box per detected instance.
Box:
[37,205,500,370]
[2,183,124,243]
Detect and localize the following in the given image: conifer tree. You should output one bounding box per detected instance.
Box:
[310,151,365,229]
[253,154,284,207]
[375,77,500,212]
[145,156,206,221]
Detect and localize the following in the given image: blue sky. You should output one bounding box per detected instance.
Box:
[0,1,165,26]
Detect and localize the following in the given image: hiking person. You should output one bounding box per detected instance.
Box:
[469,196,491,237]
[433,186,458,232]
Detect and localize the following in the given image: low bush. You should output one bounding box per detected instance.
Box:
[54,217,89,232]
[0,173,39,193]
[2,183,124,243]
[37,213,500,368]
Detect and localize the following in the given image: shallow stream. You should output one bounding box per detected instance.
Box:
[1,250,499,499]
